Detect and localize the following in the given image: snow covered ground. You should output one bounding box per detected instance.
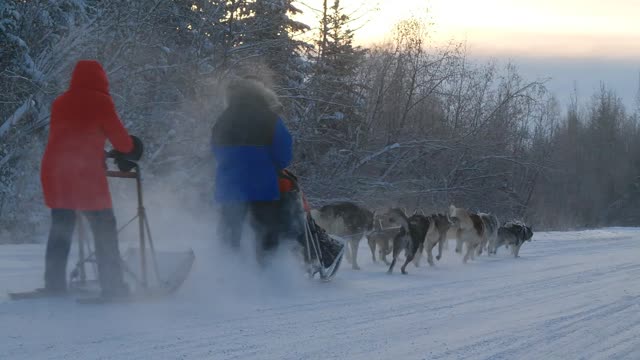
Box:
[2,228,640,359]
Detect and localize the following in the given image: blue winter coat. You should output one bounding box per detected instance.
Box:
[211,102,293,203]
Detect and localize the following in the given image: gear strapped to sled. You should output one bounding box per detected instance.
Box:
[68,156,195,302]
[278,170,344,281]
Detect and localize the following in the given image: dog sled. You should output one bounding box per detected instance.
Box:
[301,215,345,281]
[279,170,345,281]
[9,154,195,303]
[72,155,195,303]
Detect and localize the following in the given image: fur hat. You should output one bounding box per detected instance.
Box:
[225,77,283,113]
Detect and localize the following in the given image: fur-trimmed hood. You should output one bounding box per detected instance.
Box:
[224,77,282,113]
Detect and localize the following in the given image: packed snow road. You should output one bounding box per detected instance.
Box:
[1,228,640,359]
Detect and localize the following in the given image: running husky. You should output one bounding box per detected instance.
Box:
[477,213,499,256]
[414,213,452,267]
[384,208,430,274]
[367,215,400,265]
[448,205,485,263]
[310,202,374,270]
[491,221,533,257]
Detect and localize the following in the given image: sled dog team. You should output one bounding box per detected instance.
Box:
[312,202,534,274]
[37,59,532,298]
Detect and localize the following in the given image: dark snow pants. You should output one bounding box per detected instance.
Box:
[218,201,288,264]
[44,209,128,296]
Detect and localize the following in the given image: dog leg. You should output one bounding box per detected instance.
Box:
[476,236,487,256]
[493,239,504,255]
[413,243,424,267]
[368,236,377,263]
[455,236,463,254]
[401,252,415,275]
[436,234,444,261]
[463,241,476,263]
[387,257,397,274]
[381,239,391,265]
[350,238,360,270]
[427,241,437,266]
[491,236,498,255]
[514,243,522,258]
[388,234,405,274]
[379,246,388,265]
[345,242,353,264]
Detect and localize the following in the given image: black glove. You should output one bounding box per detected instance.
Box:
[122,135,144,161]
[108,135,144,172]
[115,158,137,172]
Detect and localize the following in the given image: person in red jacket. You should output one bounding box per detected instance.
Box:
[40,60,142,298]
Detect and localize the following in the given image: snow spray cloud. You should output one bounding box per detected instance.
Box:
[106,63,311,315]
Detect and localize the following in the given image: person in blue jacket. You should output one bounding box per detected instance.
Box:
[211,77,293,264]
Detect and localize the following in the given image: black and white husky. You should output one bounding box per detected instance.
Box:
[310,202,374,270]
[491,221,533,257]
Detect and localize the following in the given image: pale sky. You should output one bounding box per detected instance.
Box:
[298,0,640,108]
[339,0,640,59]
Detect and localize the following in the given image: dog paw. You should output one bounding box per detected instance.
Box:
[436,255,441,260]
[428,261,434,267]
[352,265,361,270]
[401,270,408,275]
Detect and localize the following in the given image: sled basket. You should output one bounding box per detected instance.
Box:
[279,169,345,281]
[302,209,345,281]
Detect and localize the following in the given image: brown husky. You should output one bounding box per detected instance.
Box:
[414,213,452,267]
[310,202,374,270]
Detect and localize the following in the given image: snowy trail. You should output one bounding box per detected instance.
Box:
[2,228,640,359]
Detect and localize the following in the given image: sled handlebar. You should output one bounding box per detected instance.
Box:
[104,150,139,178]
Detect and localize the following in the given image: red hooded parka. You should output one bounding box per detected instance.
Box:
[41,60,133,210]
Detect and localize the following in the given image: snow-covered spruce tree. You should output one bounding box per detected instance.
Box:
[0,0,231,241]
[240,0,310,96]
[294,0,367,199]
[0,1,90,242]
[312,0,365,128]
